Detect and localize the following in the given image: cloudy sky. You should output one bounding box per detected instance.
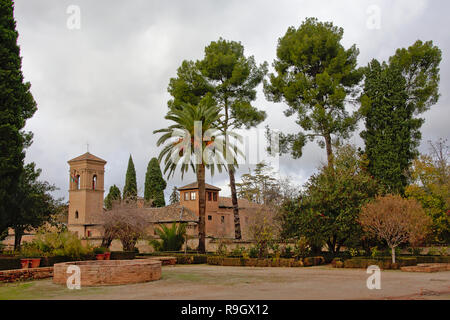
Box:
[13,0,449,201]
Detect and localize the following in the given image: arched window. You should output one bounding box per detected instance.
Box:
[76,175,81,190]
[92,175,97,190]
[75,211,79,219]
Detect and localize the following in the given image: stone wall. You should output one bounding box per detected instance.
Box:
[0,267,53,283]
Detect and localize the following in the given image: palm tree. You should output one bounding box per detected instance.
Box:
[153,95,242,253]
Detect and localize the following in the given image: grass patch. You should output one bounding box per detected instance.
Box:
[0,279,107,300]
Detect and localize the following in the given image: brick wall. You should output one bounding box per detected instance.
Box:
[0,267,53,283]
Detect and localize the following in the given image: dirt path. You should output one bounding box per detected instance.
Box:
[1,265,449,300]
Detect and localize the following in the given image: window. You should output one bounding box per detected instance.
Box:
[208,215,212,221]
[213,192,217,201]
[76,175,81,190]
[87,231,92,238]
[184,192,189,201]
[190,192,196,200]
[92,175,97,190]
[75,211,79,219]
[208,192,212,201]
[221,216,225,223]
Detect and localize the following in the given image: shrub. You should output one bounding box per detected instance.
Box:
[93,247,106,254]
[229,246,246,258]
[293,237,310,259]
[33,230,91,260]
[280,245,293,258]
[150,223,186,252]
[248,246,258,258]
[110,251,136,260]
[0,257,21,271]
[303,256,325,267]
[343,257,417,269]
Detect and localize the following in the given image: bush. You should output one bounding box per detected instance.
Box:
[343,257,417,269]
[33,230,91,260]
[0,257,21,271]
[93,247,106,254]
[150,223,186,252]
[280,245,294,259]
[110,251,136,260]
[248,246,258,258]
[303,256,325,267]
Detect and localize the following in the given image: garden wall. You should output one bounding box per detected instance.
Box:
[0,267,53,283]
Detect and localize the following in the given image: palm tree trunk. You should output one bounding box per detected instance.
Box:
[228,164,242,240]
[197,163,206,253]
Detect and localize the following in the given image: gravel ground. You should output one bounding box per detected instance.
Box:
[1,264,449,300]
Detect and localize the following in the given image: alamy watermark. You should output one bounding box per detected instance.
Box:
[366,265,381,290]
[166,122,280,171]
[66,265,81,290]
[66,5,81,30]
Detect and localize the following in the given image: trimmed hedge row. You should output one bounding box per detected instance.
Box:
[415,255,450,264]
[0,257,21,271]
[331,255,449,270]
[137,253,208,264]
[334,257,417,270]
[110,251,136,260]
[207,256,326,268]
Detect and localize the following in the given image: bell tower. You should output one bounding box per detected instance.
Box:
[67,152,106,238]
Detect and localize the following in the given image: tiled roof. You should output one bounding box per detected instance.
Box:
[178,182,221,191]
[68,152,107,164]
[218,197,262,209]
[141,204,198,223]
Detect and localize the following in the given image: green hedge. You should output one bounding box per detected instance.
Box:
[137,252,209,264]
[414,255,450,264]
[0,257,21,271]
[303,256,326,267]
[343,257,417,269]
[207,257,304,267]
[110,251,136,260]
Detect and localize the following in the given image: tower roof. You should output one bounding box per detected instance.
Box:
[68,152,107,164]
[178,182,221,191]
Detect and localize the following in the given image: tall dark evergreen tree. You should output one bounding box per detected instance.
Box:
[144,157,166,207]
[123,155,137,200]
[0,0,37,235]
[104,184,121,210]
[10,163,59,250]
[169,186,179,205]
[360,41,441,194]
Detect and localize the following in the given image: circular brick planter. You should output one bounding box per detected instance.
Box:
[53,259,162,286]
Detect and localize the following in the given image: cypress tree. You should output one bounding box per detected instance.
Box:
[0,0,37,234]
[360,41,441,194]
[169,186,179,205]
[144,157,166,207]
[104,184,121,210]
[123,155,137,200]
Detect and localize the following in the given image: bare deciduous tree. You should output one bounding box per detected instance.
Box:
[101,199,149,251]
[247,206,281,258]
[359,194,432,263]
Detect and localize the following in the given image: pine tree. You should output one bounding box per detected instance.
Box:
[104,185,121,210]
[169,186,179,204]
[0,0,37,234]
[264,17,362,168]
[123,155,137,200]
[144,157,166,207]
